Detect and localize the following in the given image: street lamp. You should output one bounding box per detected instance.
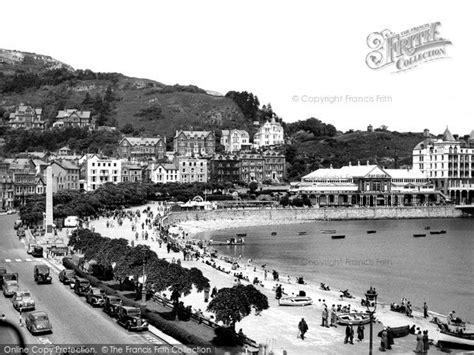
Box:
[365,287,378,355]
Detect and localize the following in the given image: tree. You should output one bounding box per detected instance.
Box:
[207,285,268,330]
[120,123,135,134]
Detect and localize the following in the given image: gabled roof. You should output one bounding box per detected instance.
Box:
[469,130,474,140]
[155,163,178,171]
[121,137,164,146]
[384,168,427,179]
[174,130,213,139]
[56,109,91,119]
[53,160,80,170]
[302,164,389,180]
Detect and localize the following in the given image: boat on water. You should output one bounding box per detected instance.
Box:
[209,237,245,246]
[278,296,313,307]
[297,232,307,236]
[413,234,426,238]
[271,232,277,236]
[367,230,377,234]
[430,230,447,235]
[332,235,346,239]
[336,312,371,326]
[236,233,247,237]
[424,226,431,230]
[320,229,336,234]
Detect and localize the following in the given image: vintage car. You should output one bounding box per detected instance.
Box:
[16,227,26,238]
[103,295,123,318]
[58,269,76,285]
[12,290,35,312]
[73,276,91,296]
[13,219,22,230]
[34,265,52,284]
[3,279,19,297]
[25,311,52,335]
[117,306,148,331]
[27,244,44,257]
[85,287,105,307]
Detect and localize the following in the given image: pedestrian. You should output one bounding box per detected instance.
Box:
[415,330,424,353]
[423,330,430,353]
[264,269,267,280]
[423,302,429,318]
[330,305,337,327]
[211,286,218,298]
[275,284,282,300]
[203,285,210,302]
[380,327,388,351]
[322,305,329,327]
[344,323,354,344]
[357,323,365,342]
[19,311,23,327]
[387,326,394,350]
[298,318,308,340]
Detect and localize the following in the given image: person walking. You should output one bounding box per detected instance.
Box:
[330,304,337,327]
[423,330,430,354]
[380,327,388,351]
[423,302,429,319]
[321,305,329,327]
[357,323,365,342]
[344,323,354,344]
[298,318,308,340]
[387,326,394,350]
[415,330,424,353]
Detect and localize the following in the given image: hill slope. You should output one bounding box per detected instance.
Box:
[0,48,247,137]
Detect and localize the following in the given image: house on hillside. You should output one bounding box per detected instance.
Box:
[118,136,166,161]
[54,109,95,130]
[173,130,215,157]
[49,160,81,192]
[220,129,251,153]
[253,117,284,148]
[150,163,180,184]
[8,104,45,130]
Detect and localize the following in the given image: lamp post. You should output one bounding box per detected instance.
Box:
[365,287,378,355]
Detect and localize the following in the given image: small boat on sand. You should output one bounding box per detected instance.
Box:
[271,232,277,236]
[336,312,371,326]
[332,235,345,239]
[413,234,426,238]
[424,226,431,230]
[297,231,307,235]
[236,233,247,237]
[320,229,336,234]
[278,296,313,307]
[367,230,377,234]
[436,329,474,350]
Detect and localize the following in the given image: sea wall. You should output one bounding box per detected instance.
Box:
[166,206,466,226]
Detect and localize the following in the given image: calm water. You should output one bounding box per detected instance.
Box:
[198,218,474,321]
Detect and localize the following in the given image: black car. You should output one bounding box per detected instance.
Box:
[58,269,75,285]
[117,306,148,331]
[31,246,44,258]
[85,287,105,307]
[103,295,122,318]
[34,265,52,284]
[73,276,91,296]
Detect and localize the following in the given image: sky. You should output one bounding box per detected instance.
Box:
[1,0,472,135]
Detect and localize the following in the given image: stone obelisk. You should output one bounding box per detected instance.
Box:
[45,165,54,238]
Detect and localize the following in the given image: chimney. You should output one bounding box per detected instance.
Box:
[357,160,360,166]
[348,161,352,167]
[366,160,369,166]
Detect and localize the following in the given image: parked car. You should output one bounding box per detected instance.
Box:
[103,295,123,318]
[58,269,75,285]
[3,279,19,297]
[25,311,52,335]
[85,287,105,307]
[12,290,35,312]
[117,306,148,331]
[16,227,26,238]
[31,246,44,258]
[73,276,91,296]
[34,265,52,284]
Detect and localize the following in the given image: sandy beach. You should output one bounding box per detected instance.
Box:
[85,203,460,355]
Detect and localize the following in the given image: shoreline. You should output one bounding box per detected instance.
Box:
[84,203,467,354]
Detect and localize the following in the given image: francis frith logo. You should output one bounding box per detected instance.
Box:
[366,22,452,72]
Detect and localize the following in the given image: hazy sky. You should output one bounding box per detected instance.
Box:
[1,0,472,135]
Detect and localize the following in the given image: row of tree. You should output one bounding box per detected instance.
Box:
[68,228,209,304]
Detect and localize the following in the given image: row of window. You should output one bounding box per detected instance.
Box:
[90,162,118,167]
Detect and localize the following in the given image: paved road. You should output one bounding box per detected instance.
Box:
[0,214,166,346]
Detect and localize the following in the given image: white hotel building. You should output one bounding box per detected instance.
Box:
[412,128,474,204]
[85,155,122,191]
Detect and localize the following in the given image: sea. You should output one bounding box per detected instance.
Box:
[196,217,474,322]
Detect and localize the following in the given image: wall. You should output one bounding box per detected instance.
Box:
[166,206,466,226]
